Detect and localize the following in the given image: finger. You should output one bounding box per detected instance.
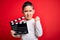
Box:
[35,16,40,21]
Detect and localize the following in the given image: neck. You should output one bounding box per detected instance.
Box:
[26,18,32,21]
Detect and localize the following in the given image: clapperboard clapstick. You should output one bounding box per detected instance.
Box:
[10,16,28,35]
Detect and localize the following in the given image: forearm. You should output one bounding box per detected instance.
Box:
[35,20,43,37]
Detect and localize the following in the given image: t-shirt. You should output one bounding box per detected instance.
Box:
[20,18,43,40]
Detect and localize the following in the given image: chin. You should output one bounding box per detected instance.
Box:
[26,18,31,20]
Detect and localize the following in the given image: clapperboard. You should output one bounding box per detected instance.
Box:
[10,16,28,35]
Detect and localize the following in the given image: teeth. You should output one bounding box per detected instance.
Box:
[11,21,13,23]
[11,23,14,25]
[23,21,26,23]
[14,20,17,22]
[22,16,25,19]
[22,20,25,21]
[15,22,18,24]
[19,21,22,24]
[18,18,21,20]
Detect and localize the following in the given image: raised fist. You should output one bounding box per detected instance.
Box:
[35,16,40,21]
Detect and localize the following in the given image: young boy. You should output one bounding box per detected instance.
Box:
[11,1,43,40]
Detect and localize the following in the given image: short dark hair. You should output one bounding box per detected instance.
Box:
[22,1,34,10]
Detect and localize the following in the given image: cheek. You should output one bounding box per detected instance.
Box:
[24,12,34,17]
[30,12,34,16]
[30,14,33,17]
[24,12,27,16]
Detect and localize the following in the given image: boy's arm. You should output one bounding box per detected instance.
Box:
[11,30,21,38]
[35,16,43,37]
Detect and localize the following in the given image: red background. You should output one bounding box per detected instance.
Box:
[0,0,60,40]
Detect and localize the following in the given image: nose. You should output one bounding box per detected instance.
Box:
[27,11,31,14]
[26,12,30,16]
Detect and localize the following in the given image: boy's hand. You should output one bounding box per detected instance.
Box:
[11,30,20,38]
[35,16,40,21]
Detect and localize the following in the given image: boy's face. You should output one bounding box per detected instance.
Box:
[23,6,35,20]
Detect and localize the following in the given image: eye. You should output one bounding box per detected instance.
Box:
[24,10,28,12]
[29,10,32,12]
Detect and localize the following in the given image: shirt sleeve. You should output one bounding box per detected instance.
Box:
[35,20,43,37]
